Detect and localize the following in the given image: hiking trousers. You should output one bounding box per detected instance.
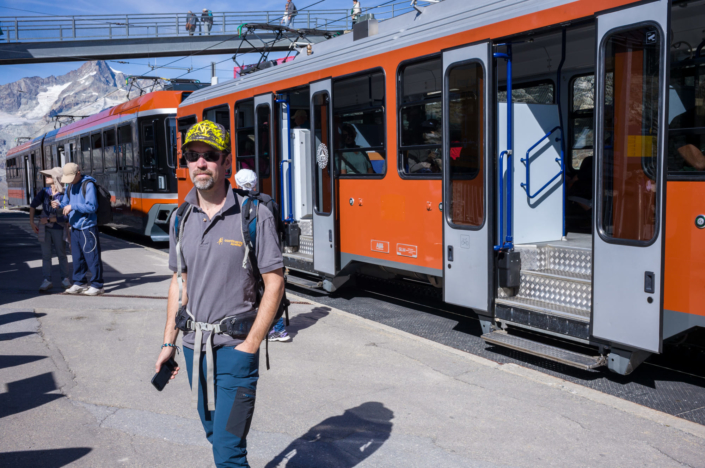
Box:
[41,227,69,281]
[70,225,103,289]
[184,345,259,468]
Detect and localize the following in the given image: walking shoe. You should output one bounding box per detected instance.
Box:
[83,287,105,296]
[65,284,88,295]
[38,279,53,292]
[268,331,291,342]
[61,278,72,289]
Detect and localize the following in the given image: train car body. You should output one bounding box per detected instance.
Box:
[176,0,705,374]
[5,90,190,240]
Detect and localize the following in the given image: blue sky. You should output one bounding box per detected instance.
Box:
[0,0,359,85]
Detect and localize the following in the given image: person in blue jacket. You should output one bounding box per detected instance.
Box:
[52,163,105,296]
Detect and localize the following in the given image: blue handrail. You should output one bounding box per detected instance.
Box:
[494,44,513,251]
[275,95,294,222]
[520,126,564,199]
[494,151,513,251]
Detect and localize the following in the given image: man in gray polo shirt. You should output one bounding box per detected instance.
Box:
[154,120,284,468]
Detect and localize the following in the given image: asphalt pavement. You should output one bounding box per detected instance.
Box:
[1,210,705,468]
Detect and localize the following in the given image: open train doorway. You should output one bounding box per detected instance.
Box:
[483,1,679,375]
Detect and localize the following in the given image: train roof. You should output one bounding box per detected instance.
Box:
[6,90,185,158]
[180,0,573,108]
[7,134,44,158]
[48,90,184,142]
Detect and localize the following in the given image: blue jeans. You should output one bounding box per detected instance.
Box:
[41,227,69,281]
[272,317,286,333]
[70,225,104,288]
[184,345,259,468]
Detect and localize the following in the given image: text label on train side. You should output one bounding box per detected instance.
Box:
[371,240,390,254]
[396,244,418,258]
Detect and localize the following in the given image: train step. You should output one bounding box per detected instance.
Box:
[286,274,323,290]
[482,330,605,370]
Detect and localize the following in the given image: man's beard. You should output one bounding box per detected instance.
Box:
[191,171,215,190]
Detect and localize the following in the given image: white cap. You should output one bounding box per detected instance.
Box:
[235,169,258,190]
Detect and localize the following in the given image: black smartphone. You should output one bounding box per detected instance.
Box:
[151,358,178,391]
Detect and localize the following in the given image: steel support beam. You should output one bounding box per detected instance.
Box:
[0,33,331,65]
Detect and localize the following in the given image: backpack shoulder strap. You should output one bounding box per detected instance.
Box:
[81,179,92,198]
[240,194,261,274]
[173,201,192,241]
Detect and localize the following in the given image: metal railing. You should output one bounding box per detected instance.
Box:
[0,2,442,43]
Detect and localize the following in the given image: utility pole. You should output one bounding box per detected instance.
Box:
[211,62,219,85]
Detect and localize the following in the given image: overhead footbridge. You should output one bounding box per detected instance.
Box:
[0,2,436,65]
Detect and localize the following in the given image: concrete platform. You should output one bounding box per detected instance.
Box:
[1,210,705,468]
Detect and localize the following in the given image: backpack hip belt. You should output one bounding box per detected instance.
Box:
[177,306,257,411]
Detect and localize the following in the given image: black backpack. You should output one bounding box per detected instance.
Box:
[70,179,113,226]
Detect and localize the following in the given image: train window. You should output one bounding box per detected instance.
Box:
[256,105,272,179]
[57,145,66,166]
[236,101,255,172]
[141,123,156,169]
[69,142,75,163]
[570,74,595,171]
[117,125,133,170]
[44,146,52,171]
[165,118,177,169]
[599,26,660,243]
[668,3,705,178]
[398,57,443,176]
[7,158,17,178]
[447,61,485,227]
[204,105,231,135]
[91,133,103,173]
[177,115,197,167]
[313,92,332,214]
[80,136,91,172]
[498,80,554,104]
[103,129,117,172]
[333,70,386,176]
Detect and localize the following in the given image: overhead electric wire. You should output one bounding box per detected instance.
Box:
[139,0,327,78]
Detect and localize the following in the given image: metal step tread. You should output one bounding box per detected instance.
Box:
[522,269,591,283]
[286,274,323,290]
[496,297,590,321]
[482,330,605,370]
[283,251,313,263]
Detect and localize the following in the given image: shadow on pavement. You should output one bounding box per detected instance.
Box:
[286,307,331,340]
[0,311,45,326]
[0,354,47,370]
[0,332,36,342]
[0,448,92,467]
[0,372,64,419]
[265,402,394,468]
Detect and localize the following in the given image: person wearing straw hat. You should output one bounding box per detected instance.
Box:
[29,167,71,292]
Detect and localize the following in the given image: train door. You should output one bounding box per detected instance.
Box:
[140,119,169,193]
[592,1,669,353]
[442,43,492,313]
[310,79,336,276]
[254,94,275,198]
[23,155,31,204]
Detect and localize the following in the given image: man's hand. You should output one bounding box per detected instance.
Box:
[155,346,180,380]
[30,222,38,233]
[235,340,260,354]
[62,205,72,216]
[51,200,61,209]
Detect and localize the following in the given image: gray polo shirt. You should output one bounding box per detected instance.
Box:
[169,183,284,350]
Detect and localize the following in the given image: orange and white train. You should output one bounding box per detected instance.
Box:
[175,0,705,374]
[5,88,200,240]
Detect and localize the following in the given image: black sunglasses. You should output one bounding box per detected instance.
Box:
[183,151,224,163]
